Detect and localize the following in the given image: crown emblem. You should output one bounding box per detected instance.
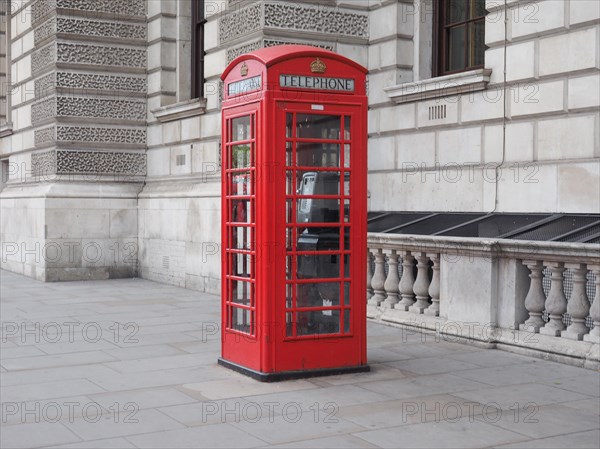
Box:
[240,62,248,77]
[310,58,326,74]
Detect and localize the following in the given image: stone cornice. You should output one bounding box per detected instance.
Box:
[367,232,600,264]
[152,98,208,123]
[385,69,493,104]
[0,123,14,138]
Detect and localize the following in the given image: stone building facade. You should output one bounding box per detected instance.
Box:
[0,0,599,290]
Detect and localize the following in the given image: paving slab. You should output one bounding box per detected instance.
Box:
[125,423,267,448]
[0,421,81,449]
[45,437,137,448]
[475,404,600,440]
[494,429,600,449]
[452,383,592,410]
[353,417,527,448]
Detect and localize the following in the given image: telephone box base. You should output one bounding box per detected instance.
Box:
[217,358,370,383]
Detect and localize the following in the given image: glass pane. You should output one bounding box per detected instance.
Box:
[286,113,293,138]
[297,282,340,308]
[343,282,350,304]
[447,25,466,72]
[286,312,293,336]
[231,144,252,169]
[344,116,351,139]
[230,306,253,334]
[344,255,350,278]
[343,309,350,333]
[230,199,252,223]
[231,116,251,142]
[286,142,293,166]
[229,171,252,196]
[344,199,350,223]
[343,227,351,251]
[447,0,467,23]
[286,226,295,250]
[297,143,340,167]
[296,114,340,140]
[472,0,486,18]
[295,171,341,196]
[286,284,294,309]
[297,198,340,223]
[230,281,252,304]
[286,199,294,224]
[297,228,340,251]
[286,256,294,280]
[286,171,295,195]
[344,172,350,195]
[344,144,351,168]
[230,226,253,250]
[470,20,485,67]
[297,254,341,279]
[297,310,340,335]
[231,254,253,278]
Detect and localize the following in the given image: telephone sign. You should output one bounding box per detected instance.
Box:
[220,45,368,381]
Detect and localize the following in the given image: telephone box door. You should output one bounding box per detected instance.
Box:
[221,103,261,370]
[274,101,367,372]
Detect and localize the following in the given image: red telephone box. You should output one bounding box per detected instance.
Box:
[219,45,368,381]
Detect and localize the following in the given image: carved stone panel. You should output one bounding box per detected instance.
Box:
[263,38,334,51]
[35,16,147,46]
[32,43,56,76]
[32,96,147,125]
[219,2,262,44]
[33,0,146,25]
[34,126,56,146]
[263,2,368,38]
[226,40,262,64]
[56,150,146,175]
[58,17,147,40]
[34,73,56,98]
[34,19,56,45]
[56,126,147,145]
[226,38,335,64]
[34,72,147,94]
[32,149,147,175]
[31,97,58,124]
[219,1,368,45]
[56,43,147,68]
[31,150,57,175]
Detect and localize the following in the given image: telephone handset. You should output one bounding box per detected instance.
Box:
[296,172,340,224]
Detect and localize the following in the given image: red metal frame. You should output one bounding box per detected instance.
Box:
[220,45,368,380]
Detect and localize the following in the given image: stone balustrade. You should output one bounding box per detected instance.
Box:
[366,233,600,369]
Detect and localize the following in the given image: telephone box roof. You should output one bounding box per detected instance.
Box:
[221,44,368,80]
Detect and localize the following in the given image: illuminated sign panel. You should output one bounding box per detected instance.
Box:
[227,75,262,96]
[280,74,355,92]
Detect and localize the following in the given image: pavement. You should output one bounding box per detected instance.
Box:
[1,269,598,449]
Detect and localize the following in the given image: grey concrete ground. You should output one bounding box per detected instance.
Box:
[1,270,598,449]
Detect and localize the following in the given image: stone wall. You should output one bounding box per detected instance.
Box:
[367,0,600,214]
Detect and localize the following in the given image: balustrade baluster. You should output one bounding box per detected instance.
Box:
[584,265,600,343]
[540,262,567,337]
[424,253,440,316]
[409,252,431,314]
[562,263,591,340]
[383,250,400,308]
[519,260,546,333]
[366,250,374,302]
[368,248,386,306]
[395,251,415,311]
